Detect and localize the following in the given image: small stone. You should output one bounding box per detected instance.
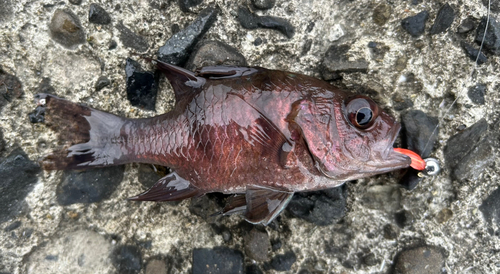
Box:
[237,6,295,38]
[94,76,111,91]
[436,208,453,223]
[468,83,486,105]
[116,22,149,52]
[4,220,21,232]
[252,0,276,10]
[0,0,13,22]
[361,253,379,267]
[244,228,270,261]
[145,259,167,274]
[246,264,264,274]
[305,21,315,32]
[125,58,158,111]
[480,187,500,225]
[0,67,23,110]
[321,44,369,81]
[372,4,391,26]
[401,110,439,158]
[270,251,297,271]
[287,187,346,226]
[395,210,415,228]
[475,17,500,55]
[112,245,143,274]
[430,3,455,35]
[35,78,56,94]
[383,224,399,240]
[192,247,244,274]
[461,41,488,65]
[49,9,86,49]
[109,40,118,50]
[362,185,401,212]
[69,0,82,5]
[0,148,41,223]
[89,4,111,25]
[178,0,203,12]
[254,37,263,46]
[185,40,247,71]
[28,106,45,123]
[158,7,219,65]
[457,17,475,33]
[301,39,312,55]
[394,246,445,274]
[56,165,125,205]
[401,11,429,37]
[392,94,414,111]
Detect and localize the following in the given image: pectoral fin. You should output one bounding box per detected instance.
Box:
[129,172,202,202]
[245,185,293,225]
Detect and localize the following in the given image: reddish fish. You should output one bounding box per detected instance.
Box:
[34,60,410,224]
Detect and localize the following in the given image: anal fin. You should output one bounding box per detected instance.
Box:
[244,185,293,225]
[129,172,202,202]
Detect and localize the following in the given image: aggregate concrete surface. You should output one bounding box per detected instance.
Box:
[1,0,499,273]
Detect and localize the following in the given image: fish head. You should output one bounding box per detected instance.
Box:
[291,92,411,181]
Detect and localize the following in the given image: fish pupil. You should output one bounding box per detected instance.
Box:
[356,107,372,125]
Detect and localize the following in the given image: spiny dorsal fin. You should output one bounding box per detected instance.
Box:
[153,59,206,102]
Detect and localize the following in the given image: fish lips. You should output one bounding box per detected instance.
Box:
[371,122,411,172]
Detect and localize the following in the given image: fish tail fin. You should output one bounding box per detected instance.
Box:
[34,93,129,170]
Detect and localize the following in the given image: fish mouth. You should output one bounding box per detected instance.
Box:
[367,122,411,172]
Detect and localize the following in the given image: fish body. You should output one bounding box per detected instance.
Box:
[35,60,410,224]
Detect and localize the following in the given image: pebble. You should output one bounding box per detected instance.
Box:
[0,148,40,223]
[287,187,346,226]
[361,252,379,266]
[178,0,203,12]
[252,0,276,10]
[254,37,263,46]
[56,166,125,205]
[0,0,13,22]
[49,9,86,49]
[145,259,167,274]
[401,11,429,37]
[430,3,454,35]
[461,41,488,65]
[112,245,143,274]
[68,0,82,5]
[244,228,270,261]
[185,40,248,71]
[237,6,295,38]
[125,58,158,111]
[392,94,414,111]
[457,17,475,33]
[89,3,111,25]
[270,251,297,271]
[246,264,264,274]
[443,119,495,181]
[361,185,401,212]
[4,220,22,232]
[157,7,219,65]
[116,22,149,52]
[475,17,500,55]
[28,105,45,123]
[479,187,500,225]
[393,246,445,274]
[383,224,399,240]
[35,77,56,94]
[192,247,244,274]
[0,67,23,110]
[94,76,111,91]
[372,4,392,26]
[321,44,368,81]
[467,83,486,105]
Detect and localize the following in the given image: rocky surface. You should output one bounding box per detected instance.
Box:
[1,1,500,273]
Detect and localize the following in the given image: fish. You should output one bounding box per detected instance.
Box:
[33,60,411,225]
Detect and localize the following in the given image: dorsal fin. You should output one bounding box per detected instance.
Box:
[153,59,206,102]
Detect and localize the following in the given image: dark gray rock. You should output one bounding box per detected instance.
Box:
[430,3,454,35]
[246,264,264,274]
[94,76,111,91]
[401,11,429,37]
[0,67,23,110]
[383,224,399,240]
[458,17,475,33]
[112,245,143,274]
[4,220,21,232]
[254,37,263,46]
[392,94,414,111]
[0,130,5,156]
[34,78,56,94]
[56,165,125,205]
[0,148,41,223]
[188,194,223,222]
[237,6,295,38]
[89,3,111,25]
[178,0,203,12]
[0,0,13,22]
[49,9,86,49]
[185,40,247,71]
[157,7,219,65]
[28,106,45,123]
[252,0,276,10]
[125,58,158,111]
[192,247,244,274]
[69,0,82,5]
[393,246,445,274]
[321,44,369,81]
[401,110,439,158]
[361,253,379,267]
[468,83,486,105]
[287,187,346,226]
[372,4,391,26]
[475,17,500,55]
[482,0,500,12]
[270,251,296,271]
[480,187,500,225]
[461,41,488,65]
[116,22,149,52]
[145,259,167,274]
[244,228,270,261]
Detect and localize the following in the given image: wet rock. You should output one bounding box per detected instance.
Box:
[89,3,111,25]
[0,0,13,22]
[0,148,40,223]
[49,9,86,49]
[372,4,391,26]
[362,185,401,212]
[270,251,296,271]
[461,41,488,65]
[69,0,82,5]
[401,11,429,37]
[244,228,270,261]
[321,44,369,81]
[125,58,158,111]
[457,17,475,33]
[252,0,276,10]
[178,0,203,12]
[185,40,247,71]
[145,259,167,274]
[192,247,244,274]
[116,22,149,52]
[94,76,111,91]
[287,187,346,226]
[157,7,218,65]
[28,105,45,123]
[112,245,143,274]
[0,67,23,110]
[468,83,486,105]
[475,17,500,55]
[393,246,445,274]
[443,119,495,181]
[56,165,125,205]
[430,3,454,35]
[479,187,500,225]
[392,94,414,111]
[237,6,295,38]
[401,110,439,158]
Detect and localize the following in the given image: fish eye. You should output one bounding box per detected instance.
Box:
[345,97,379,129]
